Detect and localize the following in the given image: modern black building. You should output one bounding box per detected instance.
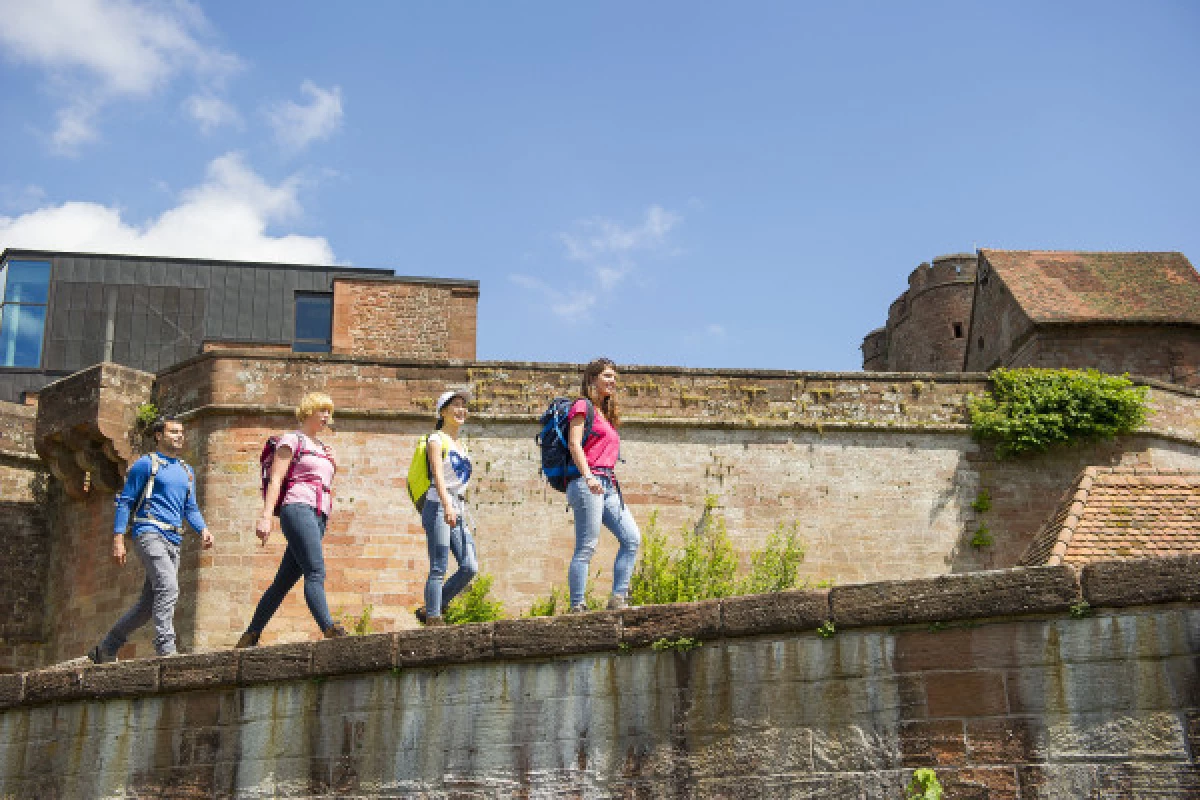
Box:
[0,249,394,403]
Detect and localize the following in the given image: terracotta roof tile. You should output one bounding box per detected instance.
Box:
[979,250,1200,325]
[1020,466,1200,567]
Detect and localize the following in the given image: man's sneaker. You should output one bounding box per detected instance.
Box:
[568,604,587,614]
[87,645,115,665]
[323,623,348,639]
[606,594,628,611]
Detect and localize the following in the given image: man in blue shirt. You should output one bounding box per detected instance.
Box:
[88,416,214,662]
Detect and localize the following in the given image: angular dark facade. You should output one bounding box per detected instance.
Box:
[0,249,477,403]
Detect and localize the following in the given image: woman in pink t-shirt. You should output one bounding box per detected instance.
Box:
[236,392,345,646]
[566,358,641,612]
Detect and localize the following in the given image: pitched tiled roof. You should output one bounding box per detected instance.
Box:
[1020,467,1200,567]
[979,250,1200,325]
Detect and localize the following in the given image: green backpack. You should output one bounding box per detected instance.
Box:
[406,433,446,512]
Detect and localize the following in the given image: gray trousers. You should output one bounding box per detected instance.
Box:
[100,531,181,657]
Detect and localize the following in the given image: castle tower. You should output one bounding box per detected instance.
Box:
[862,253,977,372]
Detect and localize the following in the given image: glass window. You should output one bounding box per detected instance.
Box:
[4,261,50,303]
[0,260,50,367]
[294,292,332,353]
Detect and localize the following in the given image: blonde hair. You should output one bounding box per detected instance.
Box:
[295,392,335,421]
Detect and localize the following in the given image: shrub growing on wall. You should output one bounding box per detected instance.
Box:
[628,497,806,606]
[968,368,1148,458]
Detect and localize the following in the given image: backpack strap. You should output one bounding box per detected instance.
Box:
[134,453,163,517]
[131,454,188,534]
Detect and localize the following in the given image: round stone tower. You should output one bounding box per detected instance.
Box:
[878,253,977,372]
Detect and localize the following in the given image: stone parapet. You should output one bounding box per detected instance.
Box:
[33,362,154,498]
[3,558,1194,710]
[151,353,1200,442]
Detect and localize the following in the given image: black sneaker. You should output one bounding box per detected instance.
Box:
[87,645,115,665]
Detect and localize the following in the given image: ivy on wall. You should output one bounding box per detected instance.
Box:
[968,368,1149,458]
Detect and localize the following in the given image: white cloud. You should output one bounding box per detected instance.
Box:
[267,81,344,154]
[513,205,683,321]
[0,0,241,153]
[0,152,334,264]
[559,204,680,265]
[184,92,241,132]
[509,274,597,318]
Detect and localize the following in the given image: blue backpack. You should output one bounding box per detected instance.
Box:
[536,397,594,492]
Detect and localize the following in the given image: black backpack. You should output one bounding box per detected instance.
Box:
[536,397,594,491]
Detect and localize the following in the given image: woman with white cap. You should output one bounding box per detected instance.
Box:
[415,389,478,626]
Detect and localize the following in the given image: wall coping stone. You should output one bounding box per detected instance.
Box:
[830,565,1081,627]
[1080,555,1200,608]
[173,403,1200,445]
[4,558,1197,710]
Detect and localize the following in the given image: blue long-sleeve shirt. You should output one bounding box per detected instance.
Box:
[113,453,207,545]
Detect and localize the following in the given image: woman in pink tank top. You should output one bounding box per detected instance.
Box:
[565,358,641,612]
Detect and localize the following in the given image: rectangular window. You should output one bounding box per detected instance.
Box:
[294,292,332,353]
[0,260,51,367]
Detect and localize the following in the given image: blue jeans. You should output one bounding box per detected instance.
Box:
[421,496,479,618]
[247,503,334,633]
[567,475,641,607]
[101,531,181,656]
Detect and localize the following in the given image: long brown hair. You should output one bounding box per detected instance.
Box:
[580,358,620,428]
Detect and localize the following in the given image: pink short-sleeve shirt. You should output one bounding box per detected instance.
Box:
[278,432,336,515]
[569,399,620,470]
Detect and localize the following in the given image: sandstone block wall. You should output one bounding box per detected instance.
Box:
[0,559,1196,798]
[884,254,978,373]
[1008,326,1200,388]
[0,401,50,673]
[17,354,1200,665]
[331,277,478,360]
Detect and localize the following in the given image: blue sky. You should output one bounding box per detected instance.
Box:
[1,1,1197,370]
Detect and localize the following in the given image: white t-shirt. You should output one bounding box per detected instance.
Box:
[425,432,472,502]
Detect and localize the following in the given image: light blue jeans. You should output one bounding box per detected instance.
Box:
[101,530,181,657]
[567,475,641,607]
[421,496,479,618]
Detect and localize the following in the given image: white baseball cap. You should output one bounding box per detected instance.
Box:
[435,389,471,414]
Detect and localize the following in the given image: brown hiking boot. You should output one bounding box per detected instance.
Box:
[323,623,348,639]
[234,631,260,649]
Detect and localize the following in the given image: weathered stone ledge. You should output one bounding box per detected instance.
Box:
[173,403,1200,445]
[0,447,42,464]
[2,557,1196,711]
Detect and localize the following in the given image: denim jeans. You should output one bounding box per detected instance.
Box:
[101,530,181,656]
[247,503,334,633]
[566,475,641,607]
[421,496,479,618]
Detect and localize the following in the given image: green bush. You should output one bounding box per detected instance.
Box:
[525,571,605,617]
[341,604,375,635]
[443,573,505,624]
[969,522,994,548]
[628,496,806,606]
[970,489,992,514]
[968,368,1148,458]
[906,768,943,800]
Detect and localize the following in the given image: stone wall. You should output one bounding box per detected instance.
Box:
[13,353,1192,665]
[0,401,50,672]
[1006,325,1200,388]
[883,254,978,373]
[0,558,1196,798]
[330,277,479,360]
